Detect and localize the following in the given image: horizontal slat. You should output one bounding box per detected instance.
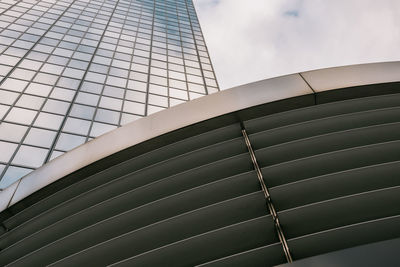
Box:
[196,243,285,267]
[255,122,400,167]
[249,107,400,149]
[103,216,276,267]
[278,185,400,238]
[261,140,400,187]
[0,170,259,263]
[270,161,400,211]
[244,93,400,134]
[3,123,242,230]
[288,215,400,259]
[7,192,268,266]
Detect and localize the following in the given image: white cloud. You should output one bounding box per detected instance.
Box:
[194,0,400,89]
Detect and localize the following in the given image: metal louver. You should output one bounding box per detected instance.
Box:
[0,90,399,266]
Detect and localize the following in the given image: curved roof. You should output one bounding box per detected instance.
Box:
[1,61,399,212]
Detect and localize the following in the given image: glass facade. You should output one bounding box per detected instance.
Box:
[0,0,219,188]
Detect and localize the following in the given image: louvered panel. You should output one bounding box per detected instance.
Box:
[196,243,285,267]
[8,193,268,266]
[270,161,400,211]
[0,171,260,264]
[3,123,242,230]
[255,122,400,167]
[244,93,400,134]
[101,216,276,267]
[0,86,399,267]
[261,140,400,188]
[278,186,400,239]
[249,107,400,150]
[288,215,400,260]
[0,137,248,250]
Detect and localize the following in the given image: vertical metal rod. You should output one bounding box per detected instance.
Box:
[241,126,293,263]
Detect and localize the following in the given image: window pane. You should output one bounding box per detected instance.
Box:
[15,95,45,109]
[123,100,145,115]
[0,90,19,105]
[42,99,70,115]
[63,117,91,135]
[0,166,32,189]
[70,104,95,120]
[12,145,48,168]
[24,128,56,148]
[95,109,120,124]
[99,96,122,111]
[55,133,85,151]
[90,122,117,137]
[5,107,37,125]
[34,112,63,130]
[0,141,18,163]
[0,123,28,142]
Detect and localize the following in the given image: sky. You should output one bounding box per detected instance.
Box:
[193,0,400,90]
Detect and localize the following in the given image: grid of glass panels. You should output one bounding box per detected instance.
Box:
[0,0,219,188]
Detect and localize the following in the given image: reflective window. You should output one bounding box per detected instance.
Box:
[25,83,52,97]
[0,123,27,143]
[55,133,85,151]
[12,145,48,168]
[0,0,219,186]
[34,112,63,130]
[99,96,122,111]
[16,95,45,109]
[24,128,56,148]
[0,78,29,92]
[0,141,18,162]
[76,92,99,106]
[63,117,91,135]
[95,109,120,124]
[1,166,32,189]
[42,99,70,115]
[0,90,19,105]
[90,122,116,137]
[49,150,64,161]
[5,107,37,125]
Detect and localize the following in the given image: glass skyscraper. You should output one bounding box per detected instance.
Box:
[0,0,219,188]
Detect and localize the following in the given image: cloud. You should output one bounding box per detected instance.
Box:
[194,0,400,89]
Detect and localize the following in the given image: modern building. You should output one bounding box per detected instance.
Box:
[0,61,399,266]
[0,1,400,267]
[0,0,219,188]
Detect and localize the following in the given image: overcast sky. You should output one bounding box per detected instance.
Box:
[193,0,400,90]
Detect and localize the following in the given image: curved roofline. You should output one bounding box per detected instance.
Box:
[1,61,400,211]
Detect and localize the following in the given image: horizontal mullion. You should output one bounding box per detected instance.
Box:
[243,93,400,134]
[255,122,400,167]
[0,169,259,263]
[288,214,400,260]
[249,106,400,149]
[2,123,242,230]
[278,185,400,239]
[8,192,269,266]
[270,160,400,211]
[261,140,400,187]
[0,152,253,252]
[195,243,285,267]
